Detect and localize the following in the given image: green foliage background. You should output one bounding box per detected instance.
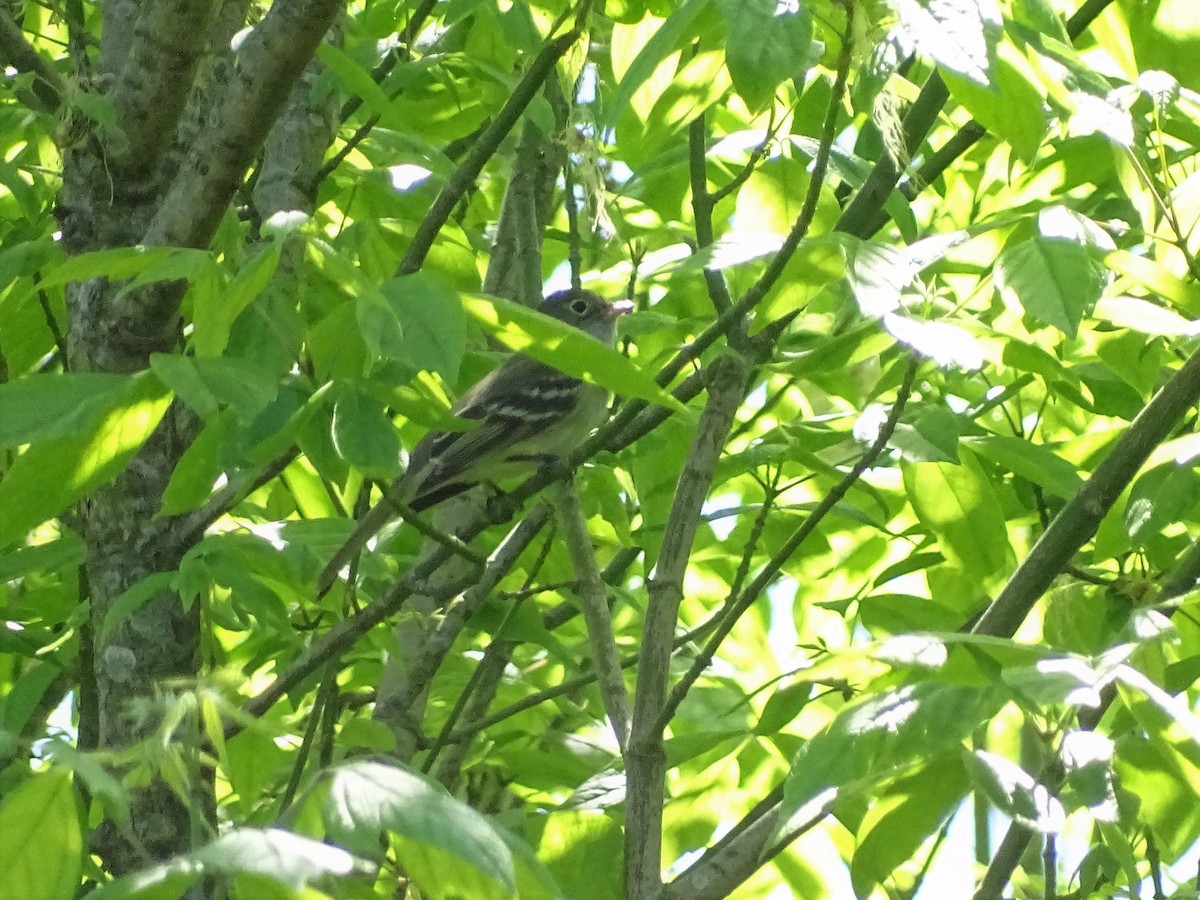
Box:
[2,0,1200,897]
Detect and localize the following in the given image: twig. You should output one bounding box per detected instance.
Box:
[689,111,737,317]
[0,10,67,113]
[32,273,68,365]
[395,10,585,276]
[376,506,550,722]
[972,345,1200,637]
[317,485,486,599]
[661,354,918,726]
[552,481,631,749]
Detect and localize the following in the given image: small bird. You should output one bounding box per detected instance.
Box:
[400,287,634,511]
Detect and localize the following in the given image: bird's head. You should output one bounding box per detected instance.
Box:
[539,288,634,344]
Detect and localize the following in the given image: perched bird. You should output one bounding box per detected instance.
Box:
[400,287,634,511]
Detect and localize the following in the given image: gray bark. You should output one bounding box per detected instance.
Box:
[60,0,342,873]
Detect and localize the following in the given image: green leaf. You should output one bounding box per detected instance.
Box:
[331,384,401,479]
[0,373,134,446]
[322,760,517,900]
[606,0,709,128]
[891,409,960,463]
[940,42,1048,161]
[1094,296,1200,337]
[0,237,59,287]
[57,245,204,287]
[902,450,1012,581]
[357,291,406,363]
[317,44,454,180]
[149,354,278,422]
[0,768,81,900]
[775,683,998,837]
[0,372,172,550]
[193,242,281,357]
[0,661,62,740]
[642,50,731,152]
[462,294,686,410]
[851,756,970,897]
[1107,249,1200,316]
[1112,734,1200,859]
[87,828,368,900]
[897,0,1000,87]
[378,274,466,380]
[497,824,564,900]
[996,208,1113,337]
[967,749,1065,832]
[718,0,812,112]
[0,534,86,583]
[884,315,984,371]
[755,681,814,735]
[1002,655,1108,708]
[159,412,233,516]
[1124,465,1200,548]
[964,434,1083,499]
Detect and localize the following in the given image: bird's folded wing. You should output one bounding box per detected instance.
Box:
[405,355,583,499]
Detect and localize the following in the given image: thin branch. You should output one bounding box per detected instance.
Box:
[423,630,518,779]
[31,272,68,365]
[395,10,586,276]
[625,353,747,900]
[1066,0,1118,36]
[314,114,378,184]
[662,354,919,723]
[972,345,1200,638]
[336,0,436,124]
[976,531,1200,897]
[377,506,550,722]
[663,799,824,900]
[711,115,777,205]
[316,484,486,600]
[444,616,716,745]
[177,448,299,547]
[688,100,736,317]
[834,70,948,239]
[276,659,338,816]
[973,821,1035,900]
[840,0,1118,239]
[0,10,66,112]
[552,481,631,749]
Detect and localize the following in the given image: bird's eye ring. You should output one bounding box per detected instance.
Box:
[570,299,590,315]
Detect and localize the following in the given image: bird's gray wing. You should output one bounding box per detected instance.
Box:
[404,354,582,501]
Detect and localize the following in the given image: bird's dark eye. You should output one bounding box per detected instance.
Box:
[570,299,590,316]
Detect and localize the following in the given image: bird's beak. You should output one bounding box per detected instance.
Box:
[607,299,635,320]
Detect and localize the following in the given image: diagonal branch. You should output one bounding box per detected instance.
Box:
[661,355,919,725]
[553,482,631,749]
[141,0,342,251]
[972,345,1200,637]
[0,10,66,113]
[835,0,1118,239]
[378,506,550,722]
[395,8,587,277]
